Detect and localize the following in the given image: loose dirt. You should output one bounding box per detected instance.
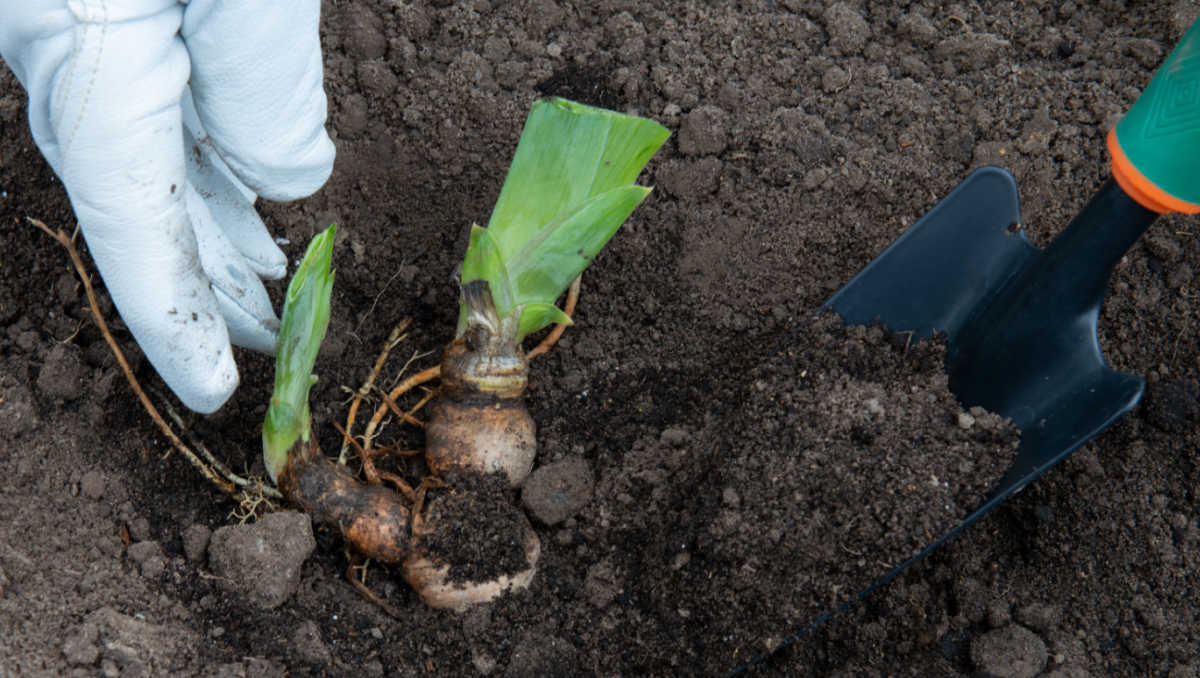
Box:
[2,1,1198,676]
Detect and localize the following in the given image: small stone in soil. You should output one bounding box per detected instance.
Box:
[126,541,165,579]
[181,524,211,565]
[1016,602,1063,633]
[79,470,105,500]
[520,457,593,526]
[659,426,691,447]
[584,559,621,609]
[989,600,1014,628]
[677,105,729,157]
[291,620,332,666]
[85,607,198,675]
[37,343,86,400]
[207,511,316,609]
[971,624,1048,678]
[0,381,38,437]
[823,2,870,52]
[128,516,152,542]
[61,622,100,666]
[504,633,578,678]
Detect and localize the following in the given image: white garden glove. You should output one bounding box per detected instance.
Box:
[0,0,335,413]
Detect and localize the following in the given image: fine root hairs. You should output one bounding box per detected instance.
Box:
[28,217,279,501]
[339,320,411,466]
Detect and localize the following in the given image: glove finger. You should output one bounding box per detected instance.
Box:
[79,201,240,415]
[182,87,287,281]
[182,0,335,202]
[185,185,280,355]
[24,4,239,413]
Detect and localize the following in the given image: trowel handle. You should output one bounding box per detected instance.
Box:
[1109,18,1200,214]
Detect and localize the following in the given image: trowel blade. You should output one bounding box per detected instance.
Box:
[827,166,1032,343]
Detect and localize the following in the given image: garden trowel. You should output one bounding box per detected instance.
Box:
[730,20,1200,678]
[827,20,1200,561]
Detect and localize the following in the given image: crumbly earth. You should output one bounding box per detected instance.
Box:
[562,312,1021,670]
[2,1,1199,676]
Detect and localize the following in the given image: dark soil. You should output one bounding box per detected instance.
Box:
[667,313,1020,667]
[3,1,1199,677]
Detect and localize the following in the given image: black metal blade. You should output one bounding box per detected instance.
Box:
[827,167,1154,501]
[827,166,1032,343]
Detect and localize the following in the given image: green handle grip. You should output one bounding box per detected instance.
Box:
[1112,19,1200,212]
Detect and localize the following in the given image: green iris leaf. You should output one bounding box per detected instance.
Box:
[263,224,336,482]
[460,97,669,341]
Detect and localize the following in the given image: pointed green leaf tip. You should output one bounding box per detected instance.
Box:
[263,224,337,482]
[459,97,669,341]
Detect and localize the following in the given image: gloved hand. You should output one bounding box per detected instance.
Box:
[0,0,335,413]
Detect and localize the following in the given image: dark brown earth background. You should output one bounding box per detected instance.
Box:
[2,1,1199,676]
